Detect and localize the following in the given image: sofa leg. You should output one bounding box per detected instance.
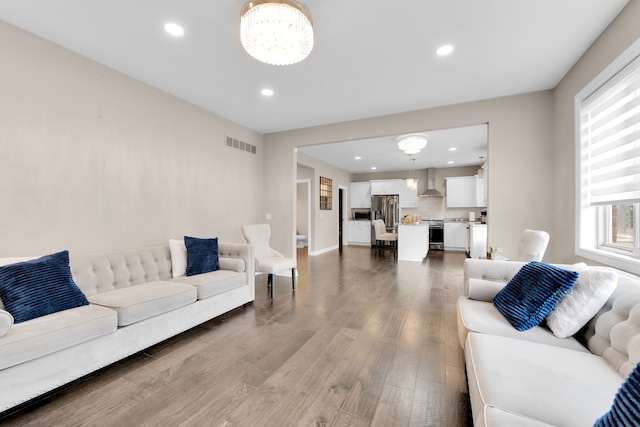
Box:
[291,267,296,292]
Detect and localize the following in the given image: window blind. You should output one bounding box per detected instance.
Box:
[581,55,640,206]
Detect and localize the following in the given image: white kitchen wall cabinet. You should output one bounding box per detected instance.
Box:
[446,176,486,207]
[348,220,371,245]
[370,179,402,195]
[350,182,372,208]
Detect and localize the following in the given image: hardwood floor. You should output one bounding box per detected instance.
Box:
[1,247,472,426]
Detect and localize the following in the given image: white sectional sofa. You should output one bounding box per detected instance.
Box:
[457,259,640,427]
[0,242,254,414]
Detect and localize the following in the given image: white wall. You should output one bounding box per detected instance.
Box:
[0,21,263,256]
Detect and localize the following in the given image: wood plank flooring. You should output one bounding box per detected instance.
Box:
[0,247,472,426]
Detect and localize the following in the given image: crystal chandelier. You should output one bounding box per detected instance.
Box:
[397,134,427,155]
[240,0,314,66]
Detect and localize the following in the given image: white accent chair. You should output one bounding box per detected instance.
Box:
[241,224,296,299]
[515,229,550,262]
[372,219,398,259]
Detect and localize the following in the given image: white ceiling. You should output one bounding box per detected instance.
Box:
[299,124,488,173]
[0,0,629,137]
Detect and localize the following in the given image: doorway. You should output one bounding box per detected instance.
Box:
[296,179,311,252]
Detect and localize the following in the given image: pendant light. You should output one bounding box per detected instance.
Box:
[407,155,418,190]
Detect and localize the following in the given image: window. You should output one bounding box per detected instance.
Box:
[319,176,332,210]
[576,39,640,273]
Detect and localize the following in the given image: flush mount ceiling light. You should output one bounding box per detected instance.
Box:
[164,22,184,36]
[240,0,314,66]
[397,134,427,155]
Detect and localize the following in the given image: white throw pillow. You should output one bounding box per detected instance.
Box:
[546,265,618,338]
[0,310,13,338]
[168,239,188,278]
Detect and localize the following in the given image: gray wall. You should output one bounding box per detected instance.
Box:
[2,1,639,265]
[0,21,263,256]
[552,0,640,265]
[297,153,352,254]
[264,1,640,262]
[265,92,555,260]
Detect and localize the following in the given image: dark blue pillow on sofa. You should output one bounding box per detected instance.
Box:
[594,362,640,426]
[493,261,578,331]
[184,236,219,276]
[0,250,89,323]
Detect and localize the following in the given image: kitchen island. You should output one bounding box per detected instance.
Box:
[397,223,429,261]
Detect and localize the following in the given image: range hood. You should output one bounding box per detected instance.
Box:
[420,168,443,197]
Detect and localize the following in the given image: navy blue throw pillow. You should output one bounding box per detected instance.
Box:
[493,261,578,331]
[0,250,89,323]
[594,362,640,426]
[184,236,219,277]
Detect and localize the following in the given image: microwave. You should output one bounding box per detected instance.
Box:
[354,211,371,220]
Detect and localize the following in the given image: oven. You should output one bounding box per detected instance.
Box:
[426,220,444,251]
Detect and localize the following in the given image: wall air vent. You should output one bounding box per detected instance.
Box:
[225,136,257,154]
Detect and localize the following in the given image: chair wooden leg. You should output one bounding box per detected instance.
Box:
[291,267,296,291]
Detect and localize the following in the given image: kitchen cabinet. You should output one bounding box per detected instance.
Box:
[350,182,371,208]
[444,222,468,250]
[371,179,402,195]
[399,180,418,208]
[348,220,371,245]
[445,176,486,207]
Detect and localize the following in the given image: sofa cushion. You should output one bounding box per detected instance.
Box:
[0,309,13,338]
[171,270,246,300]
[465,333,624,427]
[456,297,588,352]
[169,239,188,278]
[594,361,640,426]
[0,304,117,370]
[483,405,557,427]
[493,262,578,331]
[0,251,89,323]
[88,281,197,326]
[184,236,219,276]
[547,266,618,338]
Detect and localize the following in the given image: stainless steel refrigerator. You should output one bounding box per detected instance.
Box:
[371,194,400,233]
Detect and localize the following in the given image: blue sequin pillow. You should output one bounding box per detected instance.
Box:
[0,250,89,323]
[493,261,578,331]
[184,236,219,276]
[594,362,640,426]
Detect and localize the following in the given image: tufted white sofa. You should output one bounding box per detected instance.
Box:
[0,242,254,414]
[457,259,640,427]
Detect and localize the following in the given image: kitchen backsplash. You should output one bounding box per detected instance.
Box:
[401,196,483,220]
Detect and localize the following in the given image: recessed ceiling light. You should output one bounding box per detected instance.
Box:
[371,166,377,170]
[449,147,457,151]
[355,156,362,160]
[261,88,274,96]
[436,44,454,56]
[448,161,455,164]
[164,23,184,37]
